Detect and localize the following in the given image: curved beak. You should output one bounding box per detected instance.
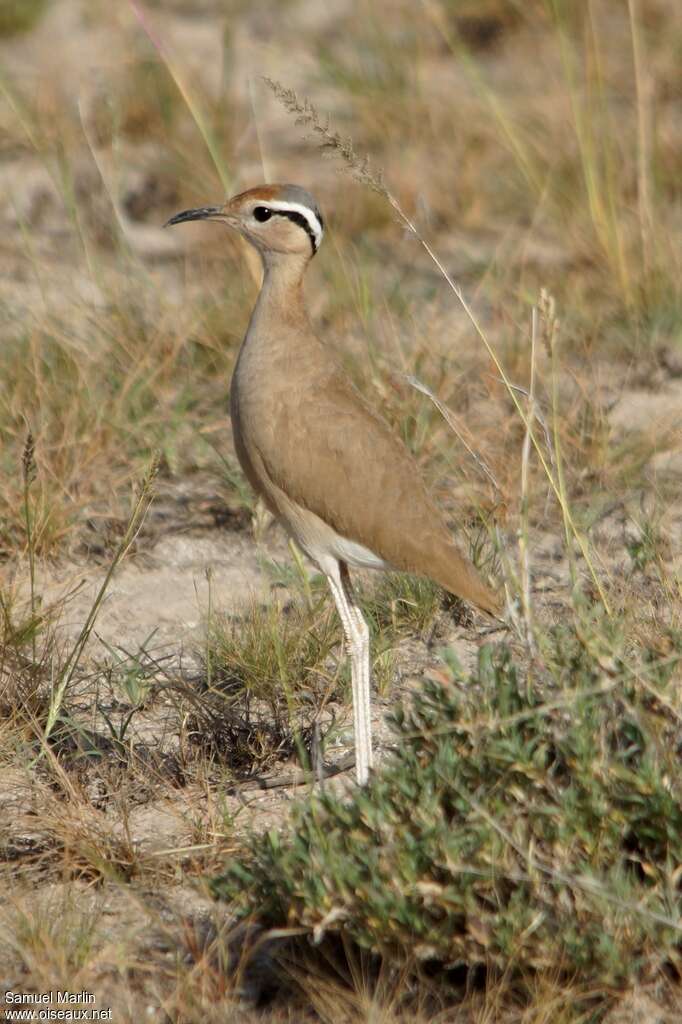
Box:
[164,205,224,228]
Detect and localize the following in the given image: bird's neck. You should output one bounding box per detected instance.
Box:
[232,250,320,413]
[248,251,312,337]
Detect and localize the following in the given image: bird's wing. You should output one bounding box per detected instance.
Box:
[256,367,499,613]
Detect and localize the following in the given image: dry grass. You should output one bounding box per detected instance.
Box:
[0,0,681,1019]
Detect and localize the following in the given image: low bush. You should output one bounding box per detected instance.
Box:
[213,618,682,989]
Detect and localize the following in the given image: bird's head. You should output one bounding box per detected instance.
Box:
[165,184,324,260]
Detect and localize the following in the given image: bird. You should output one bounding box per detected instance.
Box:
[166,184,501,785]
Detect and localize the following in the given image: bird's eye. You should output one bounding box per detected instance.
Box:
[253,206,272,222]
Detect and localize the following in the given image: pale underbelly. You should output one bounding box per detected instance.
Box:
[272,480,392,573]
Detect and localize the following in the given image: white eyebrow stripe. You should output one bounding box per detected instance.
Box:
[265,200,324,248]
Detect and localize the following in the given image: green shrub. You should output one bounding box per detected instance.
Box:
[212,621,682,987]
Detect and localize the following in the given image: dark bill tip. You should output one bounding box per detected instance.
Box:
[164,205,223,228]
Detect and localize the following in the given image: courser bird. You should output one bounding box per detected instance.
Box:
[167,184,501,785]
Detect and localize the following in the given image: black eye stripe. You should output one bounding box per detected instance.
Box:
[252,205,322,253]
[277,210,318,253]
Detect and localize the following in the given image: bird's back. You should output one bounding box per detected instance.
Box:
[231,318,500,617]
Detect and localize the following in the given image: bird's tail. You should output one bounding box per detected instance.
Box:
[436,543,503,619]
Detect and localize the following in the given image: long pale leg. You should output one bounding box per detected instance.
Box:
[339,562,373,776]
[323,559,373,785]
